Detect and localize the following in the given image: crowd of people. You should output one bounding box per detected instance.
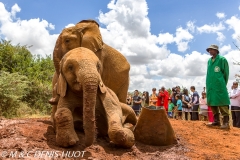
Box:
[126,44,240,129]
[126,86,214,121]
[126,82,240,129]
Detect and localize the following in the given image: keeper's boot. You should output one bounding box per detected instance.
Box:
[220,116,230,129]
[206,113,220,127]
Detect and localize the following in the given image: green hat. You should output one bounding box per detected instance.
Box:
[206,44,219,53]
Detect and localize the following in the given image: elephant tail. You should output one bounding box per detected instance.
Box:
[121,103,137,125]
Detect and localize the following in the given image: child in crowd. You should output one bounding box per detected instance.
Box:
[175,94,182,120]
[168,99,174,118]
[199,92,208,121]
[149,88,158,109]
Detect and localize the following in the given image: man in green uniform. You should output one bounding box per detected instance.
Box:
[206,44,230,129]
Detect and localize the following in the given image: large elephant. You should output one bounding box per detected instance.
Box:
[54,47,137,148]
[51,19,130,104]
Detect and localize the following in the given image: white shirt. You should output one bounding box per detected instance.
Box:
[199,97,208,109]
[230,88,240,107]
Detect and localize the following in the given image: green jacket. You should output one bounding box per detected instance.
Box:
[206,54,230,106]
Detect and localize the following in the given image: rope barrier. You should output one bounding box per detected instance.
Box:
[172,110,240,112]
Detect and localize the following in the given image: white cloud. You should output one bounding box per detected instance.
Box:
[157,32,174,45]
[0,2,58,56]
[157,23,194,52]
[225,16,240,43]
[99,0,170,64]
[174,27,193,52]
[216,32,225,43]
[216,12,226,19]
[220,45,231,55]
[99,0,150,38]
[11,4,20,18]
[65,23,75,28]
[186,21,195,33]
[197,22,225,33]
[197,22,226,43]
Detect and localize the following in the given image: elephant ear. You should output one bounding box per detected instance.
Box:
[99,81,107,94]
[76,20,103,53]
[53,33,64,75]
[57,73,67,97]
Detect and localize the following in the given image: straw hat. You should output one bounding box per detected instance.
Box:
[206,44,219,53]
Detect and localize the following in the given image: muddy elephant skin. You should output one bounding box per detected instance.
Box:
[54,47,137,148]
[52,19,130,103]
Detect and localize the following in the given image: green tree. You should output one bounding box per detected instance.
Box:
[0,40,54,117]
[0,71,30,118]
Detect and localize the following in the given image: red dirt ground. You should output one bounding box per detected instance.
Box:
[0,117,240,160]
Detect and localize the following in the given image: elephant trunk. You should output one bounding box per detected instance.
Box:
[82,73,99,147]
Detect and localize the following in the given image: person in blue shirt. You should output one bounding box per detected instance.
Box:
[175,94,182,120]
[190,86,200,120]
[132,90,142,116]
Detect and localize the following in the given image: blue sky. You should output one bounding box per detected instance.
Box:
[0,0,240,92]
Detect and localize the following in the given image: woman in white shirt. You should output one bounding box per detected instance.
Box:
[230,82,240,128]
[199,92,208,121]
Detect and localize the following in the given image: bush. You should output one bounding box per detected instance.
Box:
[22,81,52,115]
[0,71,30,118]
[16,102,34,117]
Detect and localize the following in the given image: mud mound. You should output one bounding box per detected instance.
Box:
[0,117,239,160]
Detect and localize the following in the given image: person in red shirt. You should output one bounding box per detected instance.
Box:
[157,87,169,111]
[157,88,165,108]
[163,87,169,111]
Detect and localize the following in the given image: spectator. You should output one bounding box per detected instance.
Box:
[141,91,146,107]
[141,91,149,107]
[175,94,182,120]
[170,87,177,118]
[132,90,142,115]
[162,87,169,111]
[170,87,177,106]
[190,86,199,120]
[168,98,174,118]
[157,88,165,109]
[176,86,181,93]
[126,93,132,106]
[229,81,240,128]
[149,88,158,109]
[182,88,192,121]
[199,92,208,121]
[205,44,230,129]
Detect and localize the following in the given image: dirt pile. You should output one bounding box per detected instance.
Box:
[0,117,239,160]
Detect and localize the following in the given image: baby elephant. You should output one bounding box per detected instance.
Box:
[54,47,137,148]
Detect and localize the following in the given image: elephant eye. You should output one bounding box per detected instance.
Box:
[68,65,73,71]
[65,39,70,43]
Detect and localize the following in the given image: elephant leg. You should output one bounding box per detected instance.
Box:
[107,114,135,148]
[121,103,137,125]
[116,76,129,103]
[49,72,59,105]
[51,104,57,131]
[100,88,135,148]
[55,107,79,147]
